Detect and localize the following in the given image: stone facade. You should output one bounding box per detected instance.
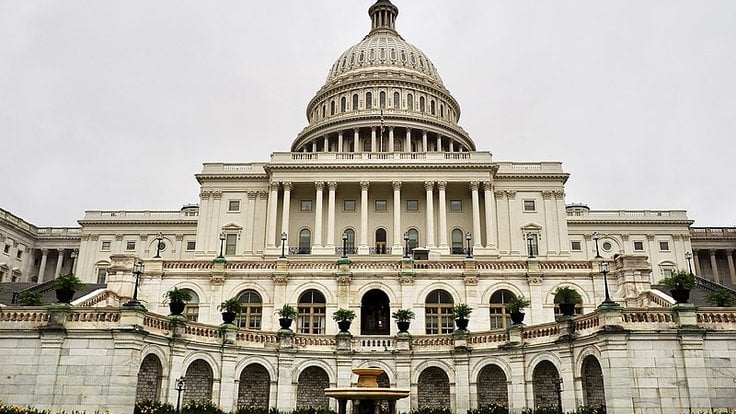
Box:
[477,364,508,407]
[135,354,162,402]
[417,367,451,409]
[183,359,213,403]
[237,363,270,408]
[296,366,330,409]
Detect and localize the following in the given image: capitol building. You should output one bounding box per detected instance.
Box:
[1,1,736,413]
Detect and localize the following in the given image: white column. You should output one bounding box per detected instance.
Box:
[392,180,402,253]
[323,136,329,152]
[405,129,411,152]
[543,190,555,255]
[436,134,442,152]
[280,182,292,251]
[554,190,569,254]
[311,140,317,152]
[710,249,721,283]
[338,131,343,153]
[314,181,324,248]
[726,250,736,284]
[437,181,448,249]
[388,127,394,153]
[470,181,482,248]
[37,248,49,283]
[449,140,454,152]
[693,249,702,276]
[245,192,257,254]
[422,130,428,152]
[54,249,65,279]
[71,249,79,274]
[371,127,377,152]
[326,181,337,248]
[424,180,435,248]
[359,181,370,254]
[212,191,223,239]
[265,182,279,248]
[354,128,360,152]
[483,181,497,250]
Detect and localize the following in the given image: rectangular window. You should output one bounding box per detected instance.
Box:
[527,233,539,256]
[659,241,670,251]
[406,200,419,211]
[570,241,582,251]
[228,200,240,212]
[96,268,108,284]
[101,241,111,251]
[186,241,196,251]
[3,245,9,254]
[15,250,22,260]
[375,200,387,211]
[300,200,313,211]
[225,234,237,255]
[450,200,462,212]
[523,200,536,212]
[634,241,644,251]
[125,241,136,251]
[343,200,356,211]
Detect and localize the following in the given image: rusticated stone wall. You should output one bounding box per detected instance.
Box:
[533,360,560,409]
[237,363,270,408]
[135,354,162,402]
[417,366,450,408]
[183,359,213,403]
[477,364,508,407]
[296,366,329,408]
[582,356,605,408]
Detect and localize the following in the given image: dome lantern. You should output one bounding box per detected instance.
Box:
[369,0,399,34]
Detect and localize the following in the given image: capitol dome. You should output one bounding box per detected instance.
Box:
[291,0,474,154]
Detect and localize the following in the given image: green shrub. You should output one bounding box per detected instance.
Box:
[467,403,509,414]
[16,291,43,306]
[410,408,453,414]
[182,400,225,414]
[134,399,175,414]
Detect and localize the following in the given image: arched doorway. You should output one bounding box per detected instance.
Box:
[183,359,213,403]
[375,228,387,254]
[361,289,390,335]
[532,360,561,409]
[417,367,450,409]
[237,363,270,408]
[296,366,329,408]
[477,364,508,407]
[135,354,162,402]
[582,355,606,409]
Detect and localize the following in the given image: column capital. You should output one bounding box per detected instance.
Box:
[327,181,338,191]
[270,182,280,191]
[725,249,734,254]
[494,190,505,198]
[199,190,211,200]
[392,180,402,191]
[371,126,376,132]
[175,234,184,241]
[56,248,65,253]
[424,180,434,191]
[621,233,629,241]
[482,181,493,191]
[542,190,553,200]
[247,191,258,200]
[41,248,49,255]
[139,234,149,241]
[258,191,269,200]
[505,190,516,199]
[115,234,124,241]
[282,181,293,191]
[553,190,565,199]
[710,249,718,255]
[360,180,370,190]
[353,127,360,133]
[646,234,655,241]
[389,126,395,131]
[315,181,325,191]
[583,234,593,241]
[672,234,682,240]
[211,191,223,200]
[436,181,447,191]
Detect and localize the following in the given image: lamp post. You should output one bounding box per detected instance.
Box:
[403,232,410,259]
[123,260,144,308]
[599,260,615,305]
[341,233,348,258]
[465,232,472,258]
[592,231,602,259]
[217,232,226,259]
[280,232,287,258]
[154,232,164,258]
[527,233,536,259]
[175,376,186,414]
[685,251,694,275]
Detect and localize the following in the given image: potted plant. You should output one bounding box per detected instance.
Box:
[219,297,243,324]
[705,288,735,307]
[332,308,356,333]
[16,291,43,306]
[660,270,696,304]
[163,287,192,316]
[452,303,473,331]
[506,295,531,325]
[392,308,415,333]
[277,304,298,330]
[52,273,84,304]
[554,286,582,316]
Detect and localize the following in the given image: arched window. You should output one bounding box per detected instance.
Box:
[379,91,386,108]
[183,289,199,322]
[340,96,346,113]
[425,289,454,334]
[298,290,326,334]
[236,289,262,330]
[393,91,400,108]
[430,100,436,115]
[374,228,387,255]
[330,100,335,115]
[366,92,373,109]
[554,287,583,316]
[362,138,371,152]
[489,289,515,329]
[343,229,355,254]
[419,96,425,112]
[407,93,414,111]
[352,94,359,110]
[406,229,419,252]
[298,229,311,254]
[321,104,325,119]
[451,229,464,255]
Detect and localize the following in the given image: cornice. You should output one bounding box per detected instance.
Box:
[264,163,499,172]
[196,174,269,184]
[568,219,695,226]
[78,219,198,226]
[494,173,570,183]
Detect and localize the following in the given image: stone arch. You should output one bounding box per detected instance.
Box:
[477,364,508,408]
[361,288,391,335]
[544,283,591,305]
[480,283,526,305]
[226,282,271,305]
[296,366,330,409]
[415,283,462,307]
[135,354,163,402]
[183,359,214,403]
[356,282,398,304]
[355,361,395,386]
[237,363,270,409]
[581,355,606,409]
[417,366,451,409]
[532,360,561,409]
[289,283,335,305]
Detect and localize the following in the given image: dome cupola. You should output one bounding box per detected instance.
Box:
[291,0,475,154]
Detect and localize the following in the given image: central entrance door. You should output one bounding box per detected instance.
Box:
[361,289,390,335]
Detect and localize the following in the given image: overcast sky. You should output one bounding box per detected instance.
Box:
[1,1,734,228]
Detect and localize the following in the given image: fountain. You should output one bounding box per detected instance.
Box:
[324,368,410,414]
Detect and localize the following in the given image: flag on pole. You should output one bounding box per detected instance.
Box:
[380,108,385,135]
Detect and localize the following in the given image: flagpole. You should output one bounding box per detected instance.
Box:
[380,107,384,152]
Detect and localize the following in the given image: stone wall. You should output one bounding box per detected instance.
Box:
[296,366,329,408]
[237,363,270,408]
[135,354,162,402]
[532,361,559,409]
[581,356,605,408]
[417,367,451,409]
[477,364,508,407]
[183,359,213,403]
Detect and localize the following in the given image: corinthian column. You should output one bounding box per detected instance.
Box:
[314,181,324,248]
[37,248,49,283]
[326,181,337,248]
[392,181,402,253]
[425,181,435,248]
[265,182,279,249]
[470,181,482,248]
[483,181,497,250]
[437,181,448,249]
[280,181,292,250]
[359,181,370,254]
